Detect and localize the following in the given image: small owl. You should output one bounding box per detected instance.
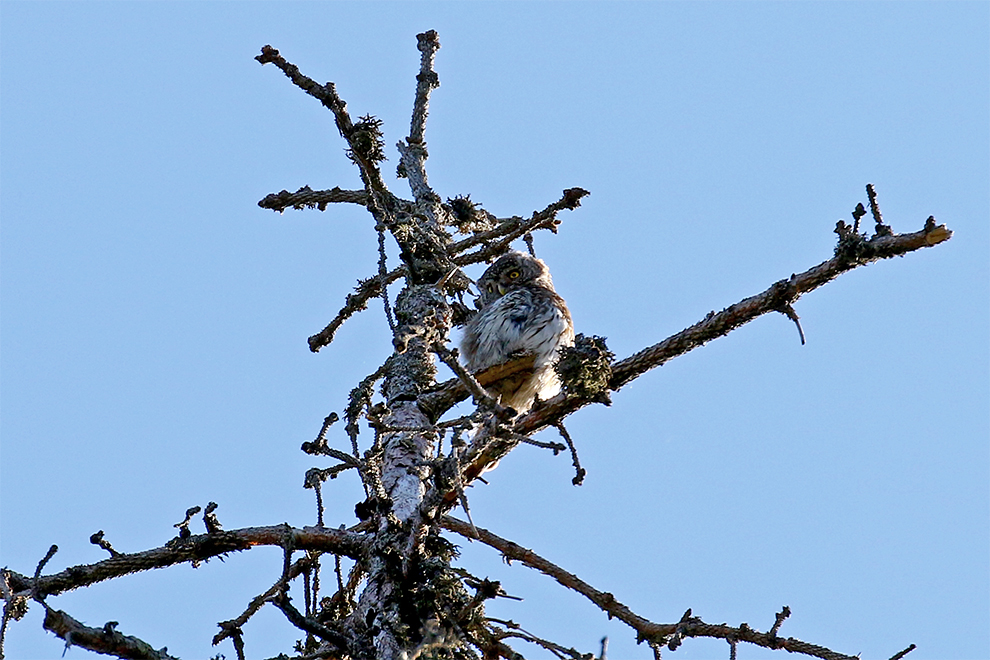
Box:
[460,252,575,413]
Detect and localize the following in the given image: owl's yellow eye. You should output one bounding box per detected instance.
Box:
[508,270,520,279]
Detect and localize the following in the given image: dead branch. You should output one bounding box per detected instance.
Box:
[510,216,953,440]
[408,31,440,147]
[449,188,590,264]
[441,516,862,660]
[398,30,443,215]
[6,525,366,600]
[608,216,951,391]
[213,555,314,647]
[43,606,179,660]
[418,355,536,421]
[270,592,357,656]
[258,186,369,213]
[256,45,389,196]
[308,266,407,352]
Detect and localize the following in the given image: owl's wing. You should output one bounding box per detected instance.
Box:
[514,292,573,367]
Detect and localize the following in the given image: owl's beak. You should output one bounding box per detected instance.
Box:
[497,283,506,296]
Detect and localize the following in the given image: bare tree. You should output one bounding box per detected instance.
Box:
[1,31,951,660]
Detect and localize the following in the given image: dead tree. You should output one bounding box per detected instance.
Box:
[1,31,950,660]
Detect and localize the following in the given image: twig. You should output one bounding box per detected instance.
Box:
[418,354,537,420]
[378,224,396,333]
[866,183,891,235]
[173,506,201,539]
[770,606,790,637]
[523,232,536,257]
[778,302,806,345]
[432,342,500,409]
[888,644,917,660]
[33,546,58,586]
[488,618,591,660]
[851,202,867,235]
[90,531,121,558]
[204,502,223,534]
[513,433,565,453]
[553,423,586,486]
[303,413,340,456]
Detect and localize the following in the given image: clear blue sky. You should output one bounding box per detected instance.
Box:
[2,3,987,659]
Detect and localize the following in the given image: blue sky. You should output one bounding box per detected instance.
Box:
[2,3,987,659]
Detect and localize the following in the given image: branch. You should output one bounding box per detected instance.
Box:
[449,188,590,263]
[408,30,441,149]
[512,216,953,437]
[7,525,366,599]
[432,342,500,409]
[391,30,443,225]
[609,217,952,391]
[258,186,369,213]
[256,45,390,196]
[213,556,313,647]
[308,266,407,352]
[270,592,355,655]
[43,606,180,660]
[418,355,536,421]
[440,516,862,660]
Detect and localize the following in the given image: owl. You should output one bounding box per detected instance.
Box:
[460,252,575,413]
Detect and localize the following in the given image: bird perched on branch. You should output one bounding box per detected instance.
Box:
[461,251,575,413]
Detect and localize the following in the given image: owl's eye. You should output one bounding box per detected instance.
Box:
[508,270,520,280]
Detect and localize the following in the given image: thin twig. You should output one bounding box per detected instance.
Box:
[271,592,353,654]
[553,423,586,486]
[866,183,891,235]
[887,644,917,660]
[378,224,396,333]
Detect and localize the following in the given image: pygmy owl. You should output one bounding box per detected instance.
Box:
[460,252,575,413]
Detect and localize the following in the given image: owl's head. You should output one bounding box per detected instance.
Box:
[475,251,555,306]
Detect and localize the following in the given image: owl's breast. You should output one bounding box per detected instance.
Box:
[460,288,572,373]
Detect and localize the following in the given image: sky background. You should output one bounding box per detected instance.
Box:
[2,3,987,660]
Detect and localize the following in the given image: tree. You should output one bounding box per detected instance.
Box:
[1,29,957,660]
